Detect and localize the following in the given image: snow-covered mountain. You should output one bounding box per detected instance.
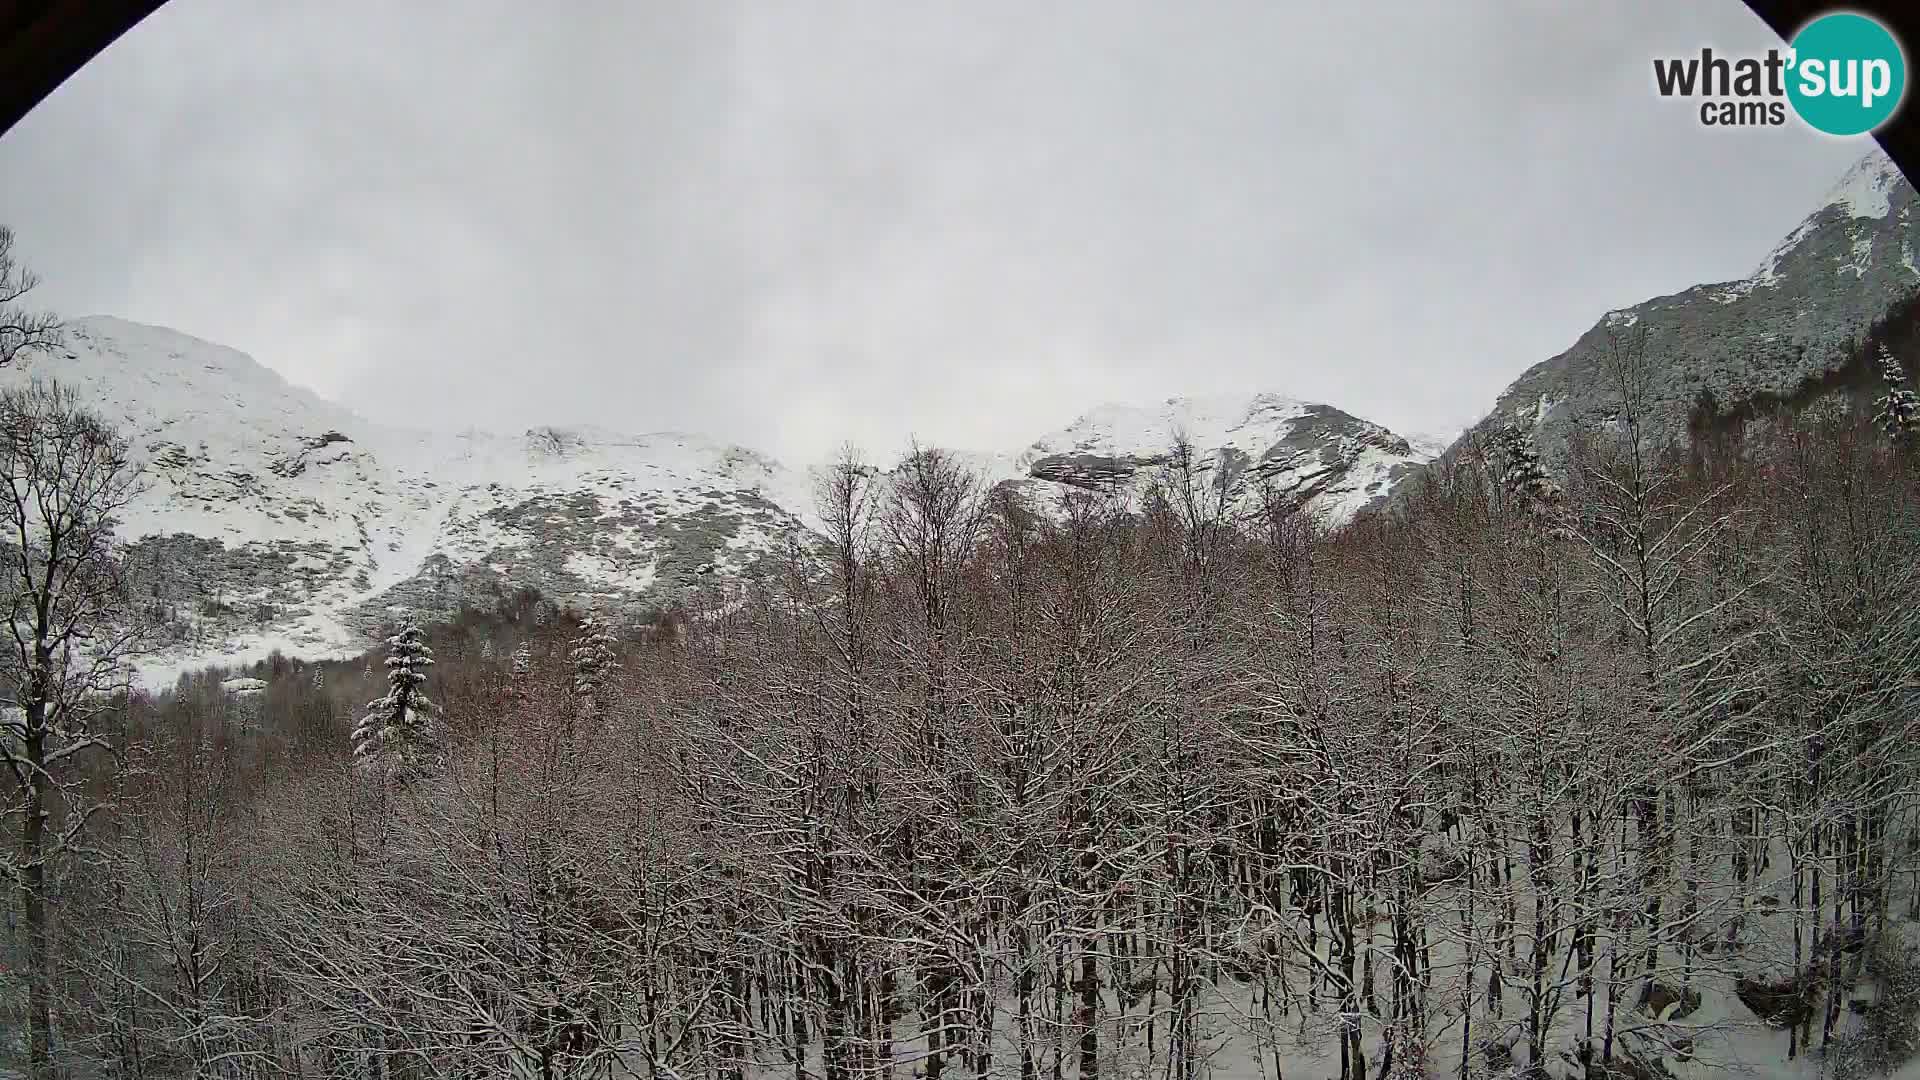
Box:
[1462,147,1919,465]
[0,317,1432,686]
[21,149,1909,686]
[1003,392,1432,523]
[1,317,817,684]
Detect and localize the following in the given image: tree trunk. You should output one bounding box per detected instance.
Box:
[23,700,54,1080]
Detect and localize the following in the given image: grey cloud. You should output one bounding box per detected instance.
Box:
[0,0,1871,464]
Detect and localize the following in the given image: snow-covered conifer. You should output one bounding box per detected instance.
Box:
[1491,424,1563,506]
[350,625,442,780]
[1873,346,1919,439]
[568,614,619,717]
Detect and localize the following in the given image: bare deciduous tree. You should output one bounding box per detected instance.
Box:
[0,228,61,369]
[0,379,143,1079]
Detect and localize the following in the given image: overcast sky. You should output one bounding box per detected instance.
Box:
[0,0,1873,464]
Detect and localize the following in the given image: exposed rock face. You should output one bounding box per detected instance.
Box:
[1010,393,1435,522]
[1466,149,1918,464]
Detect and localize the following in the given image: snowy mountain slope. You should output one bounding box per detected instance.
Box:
[0,318,818,685]
[2,319,1434,686]
[848,393,1437,529]
[1007,391,1436,523]
[356,425,815,628]
[30,317,395,550]
[1463,147,1919,465]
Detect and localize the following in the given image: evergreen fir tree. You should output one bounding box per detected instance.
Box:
[350,625,442,781]
[1485,423,1577,541]
[1491,424,1564,506]
[568,613,619,719]
[1873,345,1920,440]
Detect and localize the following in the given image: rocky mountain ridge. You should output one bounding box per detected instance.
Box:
[1464,148,1918,466]
[1004,392,1428,522]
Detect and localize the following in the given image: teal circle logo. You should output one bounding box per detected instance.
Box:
[1786,13,1907,136]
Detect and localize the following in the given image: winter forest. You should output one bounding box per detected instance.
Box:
[4,239,1920,1080]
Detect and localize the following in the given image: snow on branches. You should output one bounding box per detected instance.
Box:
[1874,346,1920,441]
[350,624,442,780]
[568,613,619,718]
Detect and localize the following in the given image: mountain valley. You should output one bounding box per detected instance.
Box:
[3,148,1914,688]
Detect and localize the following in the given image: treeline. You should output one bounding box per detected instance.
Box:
[8,335,1920,1080]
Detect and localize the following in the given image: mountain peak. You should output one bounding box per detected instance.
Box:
[26,316,359,438]
[1822,146,1904,221]
[1017,388,1431,523]
[1465,146,1917,477]
[64,315,310,389]
[69,313,240,352]
[1048,391,1318,453]
[1751,148,1909,283]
